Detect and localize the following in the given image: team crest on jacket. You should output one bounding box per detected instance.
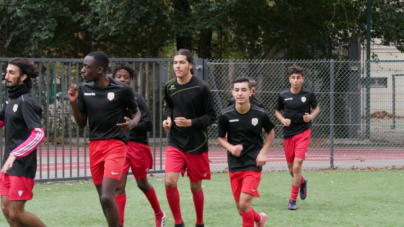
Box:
[107,92,115,101]
[13,104,18,112]
[301,97,306,103]
[251,118,258,126]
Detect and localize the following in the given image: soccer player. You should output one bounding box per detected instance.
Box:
[0,58,46,227]
[275,65,320,210]
[218,77,275,227]
[227,78,264,108]
[163,49,216,227]
[112,63,165,227]
[68,51,141,227]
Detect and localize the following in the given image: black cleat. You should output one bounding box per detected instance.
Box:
[300,179,307,200]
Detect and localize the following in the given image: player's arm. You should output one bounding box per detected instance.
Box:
[275,110,291,126]
[217,113,242,157]
[275,95,290,126]
[303,93,320,122]
[218,137,243,157]
[256,114,276,167]
[68,78,87,128]
[132,94,152,132]
[303,105,320,122]
[0,102,6,129]
[256,129,275,167]
[187,86,216,128]
[163,83,173,130]
[118,87,141,132]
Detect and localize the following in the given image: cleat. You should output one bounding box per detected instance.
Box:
[174,222,185,227]
[196,225,204,227]
[300,179,307,200]
[256,213,267,227]
[155,211,166,227]
[288,200,298,210]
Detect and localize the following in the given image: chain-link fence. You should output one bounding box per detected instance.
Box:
[0,58,174,181]
[206,59,404,172]
[0,58,403,182]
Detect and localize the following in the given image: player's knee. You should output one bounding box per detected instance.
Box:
[164,178,177,188]
[7,208,22,222]
[115,187,125,196]
[1,204,9,216]
[137,182,149,193]
[292,165,302,174]
[190,184,202,193]
[99,195,114,207]
[238,201,250,213]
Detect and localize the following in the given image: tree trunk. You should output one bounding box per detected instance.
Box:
[198,30,212,59]
[174,0,192,51]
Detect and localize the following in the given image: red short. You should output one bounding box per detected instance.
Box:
[89,139,127,185]
[0,172,35,201]
[284,129,311,163]
[229,170,261,201]
[122,141,153,179]
[165,146,211,182]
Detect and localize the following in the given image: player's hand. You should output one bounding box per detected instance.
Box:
[303,113,313,122]
[232,144,243,157]
[117,117,136,132]
[68,77,79,102]
[256,152,267,167]
[283,118,291,126]
[174,117,192,127]
[163,117,172,131]
[1,154,16,173]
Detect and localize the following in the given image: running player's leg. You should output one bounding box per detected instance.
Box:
[165,146,186,226]
[115,172,128,227]
[96,178,121,227]
[239,192,254,227]
[186,152,211,227]
[131,142,164,222]
[1,197,45,227]
[294,129,311,200]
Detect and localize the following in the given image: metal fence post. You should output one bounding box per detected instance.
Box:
[330,59,335,168]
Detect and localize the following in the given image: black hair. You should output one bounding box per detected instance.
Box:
[87,51,109,74]
[232,77,251,89]
[287,64,304,76]
[112,63,135,79]
[7,57,39,89]
[174,49,194,75]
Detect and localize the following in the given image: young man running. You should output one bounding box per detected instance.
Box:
[0,58,46,227]
[112,63,165,227]
[68,51,141,227]
[275,65,320,210]
[218,77,275,227]
[163,49,216,227]
[227,78,264,108]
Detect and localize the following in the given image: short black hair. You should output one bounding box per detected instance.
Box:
[87,51,109,74]
[112,63,135,79]
[7,57,39,88]
[232,77,251,89]
[287,64,304,76]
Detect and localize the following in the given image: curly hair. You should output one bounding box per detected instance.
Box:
[7,57,39,88]
[111,63,135,79]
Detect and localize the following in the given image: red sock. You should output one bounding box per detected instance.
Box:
[145,187,162,215]
[166,186,182,224]
[301,176,305,184]
[115,194,126,227]
[251,208,261,223]
[290,185,299,201]
[192,190,204,225]
[241,210,254,227]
